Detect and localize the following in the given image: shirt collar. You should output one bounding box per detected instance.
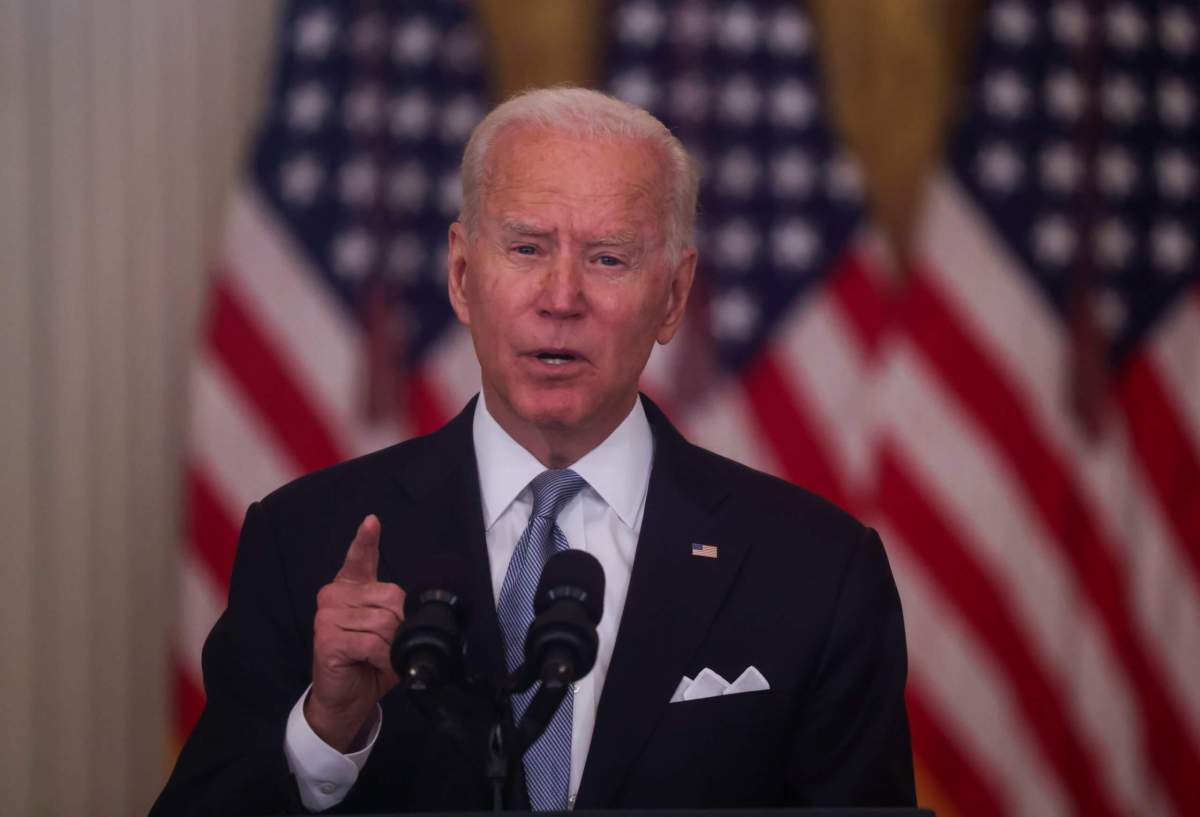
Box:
[472,392,654,531]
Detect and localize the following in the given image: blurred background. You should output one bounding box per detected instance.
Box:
[1,1,1197,815]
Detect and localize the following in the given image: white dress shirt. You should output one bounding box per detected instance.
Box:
[284,394,653,811]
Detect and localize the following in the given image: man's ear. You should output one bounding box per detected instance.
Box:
[447,222,471,326]
[655,247,697,345]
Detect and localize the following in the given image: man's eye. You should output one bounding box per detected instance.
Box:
[596,255,622,267]
[514,245,537,256]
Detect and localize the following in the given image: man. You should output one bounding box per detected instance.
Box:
[152,87,914,815]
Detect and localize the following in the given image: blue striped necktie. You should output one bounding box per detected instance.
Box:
[496,469,586,811]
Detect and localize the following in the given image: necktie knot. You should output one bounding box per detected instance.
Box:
[529,469,586,522]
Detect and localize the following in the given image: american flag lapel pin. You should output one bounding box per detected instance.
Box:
[691,543,719,559]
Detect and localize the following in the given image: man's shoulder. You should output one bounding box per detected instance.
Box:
[642,394,869,549]
[259,411,470,513]
[684,440,868,542]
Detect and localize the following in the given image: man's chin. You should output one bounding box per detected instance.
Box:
[515,397,589,432]
[494,376,634,430]
[504,385,603,432]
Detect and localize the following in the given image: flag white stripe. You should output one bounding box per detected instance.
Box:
[774,285,877,495]
[223,187,365,455]
[423,323,481,419]
[189,355,299,517]
[880,522,1073,817]
[1148,295,1200,453]
[881,344,1149,815]
[919,174,1200,752]
[679,381,784,476]
[918,175,1083,456]
[1079,420,1200,742]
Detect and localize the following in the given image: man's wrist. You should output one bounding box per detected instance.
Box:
[285,686,381,812]
[303,690,375,753]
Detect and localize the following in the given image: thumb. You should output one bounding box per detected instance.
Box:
[336,514,381,583]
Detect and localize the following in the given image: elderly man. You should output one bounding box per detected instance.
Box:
[152,88,915,815]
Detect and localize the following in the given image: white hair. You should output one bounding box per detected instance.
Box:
[459,86,699,260]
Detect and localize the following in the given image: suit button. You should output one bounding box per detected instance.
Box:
[568,793,577,808]
[319,782,337,795]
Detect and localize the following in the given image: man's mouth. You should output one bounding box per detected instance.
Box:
[535,351,578,366]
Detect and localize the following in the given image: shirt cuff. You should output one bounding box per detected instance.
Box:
[283,685,382,812]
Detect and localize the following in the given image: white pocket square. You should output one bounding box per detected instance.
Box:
[669,666,770,702]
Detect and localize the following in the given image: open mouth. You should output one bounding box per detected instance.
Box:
[535,351,578,366]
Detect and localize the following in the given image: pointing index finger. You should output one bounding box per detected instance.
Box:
[336,514,381,583]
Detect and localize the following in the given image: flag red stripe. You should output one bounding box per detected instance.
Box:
[827,251,889,355]
[209,276,346,474]
[903,268,1200,813]
[407,365,453,436]
[878,449,1122,817]
[174,663,206,743]
[906,687,1006,817]
[741,349,847,508]
[186,466,240,590]
[1116,352,1200,586]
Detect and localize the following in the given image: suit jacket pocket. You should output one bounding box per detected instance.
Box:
[659,688,781,734]
[667,687,774,711]
[625,689,789,807]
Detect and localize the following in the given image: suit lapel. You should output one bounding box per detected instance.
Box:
[378,397,506,681]
[576,400,750,807]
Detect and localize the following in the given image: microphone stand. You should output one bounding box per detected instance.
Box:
[486,662,572,811]
[482,552,605,810]
[486,720,507,812]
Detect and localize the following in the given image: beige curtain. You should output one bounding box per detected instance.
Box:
[0,0,279,813]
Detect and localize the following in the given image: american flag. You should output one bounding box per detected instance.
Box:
[608,1,1200,817]
[880,2,1200,816]
[176,0,487,740]
[607,0,890,514]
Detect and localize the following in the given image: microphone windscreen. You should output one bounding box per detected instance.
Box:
[535,549,605,624]
[403,552,471,621]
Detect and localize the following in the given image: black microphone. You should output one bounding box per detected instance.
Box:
[507,550,606,763]
[390,553,471,691]
[523,549,605,690]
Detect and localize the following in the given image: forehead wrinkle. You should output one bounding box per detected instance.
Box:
[480,131,672,247]
[494,199,648,244]
[486,134,666,204]
[501,219,553,237]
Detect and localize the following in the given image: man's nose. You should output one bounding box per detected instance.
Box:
[537,254,584,318]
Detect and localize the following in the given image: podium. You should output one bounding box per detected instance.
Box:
[276,806,931,811]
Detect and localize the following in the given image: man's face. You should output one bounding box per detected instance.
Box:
[448,127,695,458]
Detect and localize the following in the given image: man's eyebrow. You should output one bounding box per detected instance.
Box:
[586,231,639,247]
[498,222,640,247]
[501,220,552,237]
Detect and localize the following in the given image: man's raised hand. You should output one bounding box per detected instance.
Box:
[305,514,406,752]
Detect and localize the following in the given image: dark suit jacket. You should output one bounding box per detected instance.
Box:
[151,396,914,815]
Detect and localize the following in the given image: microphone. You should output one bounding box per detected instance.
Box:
[523,549,605,690]
[390,553,471,691]
[507,550,606,764]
